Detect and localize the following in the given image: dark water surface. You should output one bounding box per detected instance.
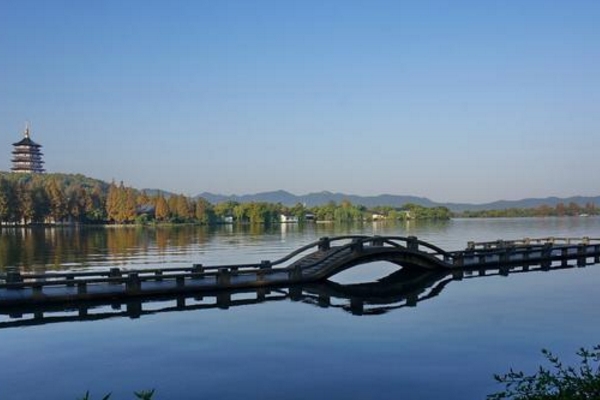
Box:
[1,218,599,399]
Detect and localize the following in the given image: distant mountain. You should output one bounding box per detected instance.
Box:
[446,196,600,213]
[195,190,600,212]
[195,190,439,208]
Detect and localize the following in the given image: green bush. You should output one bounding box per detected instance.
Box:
[488,346,600,400]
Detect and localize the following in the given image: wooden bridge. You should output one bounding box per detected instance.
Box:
[1,235,599,306]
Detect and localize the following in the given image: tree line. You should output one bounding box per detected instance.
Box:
[0,173,454,225]
[5,172,596,225]
[457,202,599,218]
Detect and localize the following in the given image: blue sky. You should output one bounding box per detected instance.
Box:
[1,1,599,203]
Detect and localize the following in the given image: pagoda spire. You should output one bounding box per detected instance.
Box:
[24,121,31,138]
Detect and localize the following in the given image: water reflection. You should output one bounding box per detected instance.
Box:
[0,260,579,329]
[0,221,451,271]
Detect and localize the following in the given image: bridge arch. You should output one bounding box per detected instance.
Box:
[282,235,454,282]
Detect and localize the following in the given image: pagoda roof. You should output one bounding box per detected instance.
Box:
[13,136,42,147]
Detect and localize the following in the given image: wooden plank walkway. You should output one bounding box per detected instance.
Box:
[0,235,599,306]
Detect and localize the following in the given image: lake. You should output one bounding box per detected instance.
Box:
[1,218,599,399]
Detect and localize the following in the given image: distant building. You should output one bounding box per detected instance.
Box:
[11,124,45,173]
[280,214,299,223]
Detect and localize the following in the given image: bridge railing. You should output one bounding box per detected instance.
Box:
[287,235,456,271]
[466,237,600,250]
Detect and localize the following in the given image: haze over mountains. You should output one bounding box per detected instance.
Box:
[190,190,600,213]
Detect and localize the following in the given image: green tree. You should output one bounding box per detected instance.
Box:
[0,178,17,222]
[195,197,215,224]
[46,179,68,222]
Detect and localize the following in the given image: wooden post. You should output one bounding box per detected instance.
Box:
[372,236,384,247]
[192,264,204,279]
[155,270,163,281]
[32,283,43,298]
[577,244,586,267]
[77,281,87,295]
[66,274,75,287]
[318,237,330,251]
[126,273,141,293]
[176,275,185,288]
[6,268,22,286]
[561,247,569,266]
[109,268,122,278]
[407,236,418,251]
[217,269,230,287]
[351,239,364,254]
[109,268,122,285]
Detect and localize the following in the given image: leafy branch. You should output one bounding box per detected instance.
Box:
[488,346,600,400]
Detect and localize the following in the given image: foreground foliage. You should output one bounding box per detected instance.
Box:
[488,346,600,400]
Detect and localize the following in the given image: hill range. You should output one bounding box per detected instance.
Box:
[190,190,600,213]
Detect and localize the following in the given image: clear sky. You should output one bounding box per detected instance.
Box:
[1,0,598,203]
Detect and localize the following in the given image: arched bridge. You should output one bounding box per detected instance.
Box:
[281,235,454,280]
[1,235,599,306]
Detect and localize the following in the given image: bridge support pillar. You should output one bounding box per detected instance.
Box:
[350,298,364,315]
[217,292,231,309]
[126,273,141,293]
[127,300,142,319]
[407,293,418,307]
[218,269,231,287]
[452,270,464,280]
[318,294,330,308]
[577,245,586,267]
[176,296,186,309]
[289,286,302,301]
[257,288,267,301]
[289,265,302,282]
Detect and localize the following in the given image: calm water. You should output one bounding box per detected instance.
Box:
[1,218,599,399]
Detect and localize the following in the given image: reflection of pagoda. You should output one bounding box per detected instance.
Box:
[11,123,45,173]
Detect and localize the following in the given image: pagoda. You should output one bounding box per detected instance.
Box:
[11,123,45,173]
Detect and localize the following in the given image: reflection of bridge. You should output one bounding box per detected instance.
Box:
[0,262,580,328]
[1,235,599,306]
